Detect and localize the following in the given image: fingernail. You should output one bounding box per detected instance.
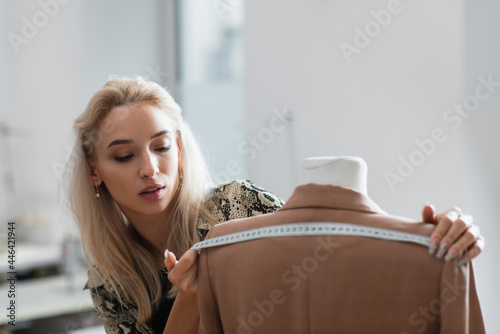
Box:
[164,249,169,258]
[457,256,468,266]
[424,201,435,209]
[436,243,449,259]
[444,248,459,262]
[428,237,439,255]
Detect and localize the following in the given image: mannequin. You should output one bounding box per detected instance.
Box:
[299,156,368,196]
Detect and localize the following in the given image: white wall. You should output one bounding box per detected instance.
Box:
[245,0,467,213]
[245,0,498,332]
[0,0,10,228]
[177,0,247,184]
[2,0,85,243]
[81,0,164,99]
[464,1,500,331]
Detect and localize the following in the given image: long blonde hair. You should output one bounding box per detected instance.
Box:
[67,77,213,323]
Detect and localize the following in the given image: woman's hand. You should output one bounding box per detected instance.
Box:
[164,249,199,297]
[422,205,485,265]
[163,249,200,334]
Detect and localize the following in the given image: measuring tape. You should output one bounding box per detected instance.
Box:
[191,222,431,250]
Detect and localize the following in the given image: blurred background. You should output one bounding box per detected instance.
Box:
[0,0,498,333]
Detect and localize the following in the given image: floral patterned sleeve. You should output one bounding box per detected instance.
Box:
[198,179,284,232]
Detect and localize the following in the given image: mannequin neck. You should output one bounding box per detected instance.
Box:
[299,156,368,196]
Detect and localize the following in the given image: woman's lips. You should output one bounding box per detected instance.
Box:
[139,186,165,200]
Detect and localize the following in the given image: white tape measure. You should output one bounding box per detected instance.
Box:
[191,222,431,250]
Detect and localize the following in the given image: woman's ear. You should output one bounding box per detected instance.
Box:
[176,135,182,166]
[87,159,102,186]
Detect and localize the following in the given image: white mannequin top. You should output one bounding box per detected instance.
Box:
[299,156,368,196]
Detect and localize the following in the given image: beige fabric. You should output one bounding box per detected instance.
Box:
[198,184,485,334]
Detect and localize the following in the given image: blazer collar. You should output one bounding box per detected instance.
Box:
[279,183,386,215]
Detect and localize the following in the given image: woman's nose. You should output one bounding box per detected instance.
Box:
[139,151,159,178]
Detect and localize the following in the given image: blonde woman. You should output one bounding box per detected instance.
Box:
[68,77,484,333]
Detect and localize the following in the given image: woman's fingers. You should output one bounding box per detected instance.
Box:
[435,211,473,259]
[164,249,178,272]
[442,218,477,260]
[427,207,460,254]
[421,203,436,224]
[457,235,485,264]
[424,205,484,265]
[164,249,199,293]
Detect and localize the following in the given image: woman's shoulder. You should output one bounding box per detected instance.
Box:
[212,179,283,204]
[84,266,106,289]
[84,267,131,303]
[205,179,284,217]
[198,180,284,231]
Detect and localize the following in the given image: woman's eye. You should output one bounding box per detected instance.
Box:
[156,145,171,152]
[115,155,133,162]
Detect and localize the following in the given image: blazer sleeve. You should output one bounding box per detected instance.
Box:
[439,260,485,334]
[467,264,486,333]
[198,228,224,334]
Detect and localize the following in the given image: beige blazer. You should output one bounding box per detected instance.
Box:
[198,184,485,334]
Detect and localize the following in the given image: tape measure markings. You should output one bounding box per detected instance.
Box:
[191,222,431,250]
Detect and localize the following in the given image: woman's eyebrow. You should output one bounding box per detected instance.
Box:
[106,130,171,149]
[151,129,170,139]
[107,138,133,149]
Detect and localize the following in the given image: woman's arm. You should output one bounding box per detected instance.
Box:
[162,250,200,334]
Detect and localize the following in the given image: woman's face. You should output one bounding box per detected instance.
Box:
[90,103,181,223]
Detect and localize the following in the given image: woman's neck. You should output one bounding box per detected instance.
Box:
[121,206,172,267]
